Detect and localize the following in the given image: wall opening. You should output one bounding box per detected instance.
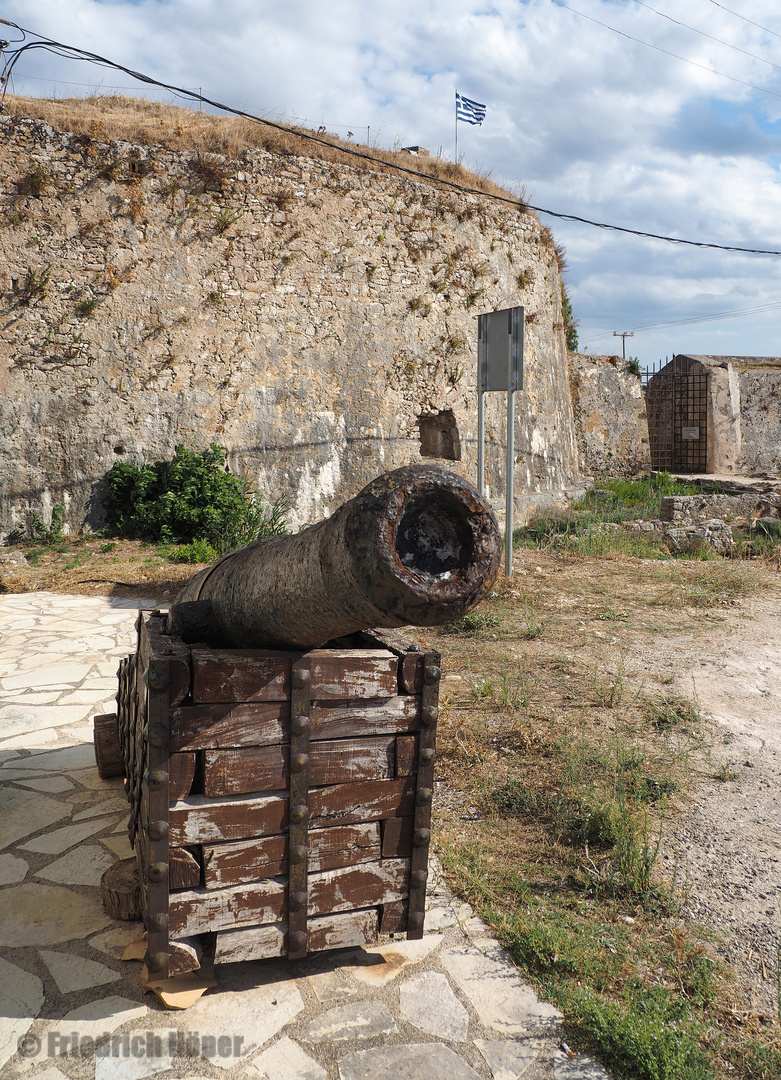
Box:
[417,410,461,460]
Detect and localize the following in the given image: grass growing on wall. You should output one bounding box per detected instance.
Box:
[512,474,702,557]
[4,94,524,208]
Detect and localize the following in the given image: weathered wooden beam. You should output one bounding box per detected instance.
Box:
[202,823,381,889]
[201,736,396,797]
[93,712,123,779]
[169,777,415,846]
[169,858,409,936]
[169,695,420,753]
[169,847,202,891]
[213,908,379,964]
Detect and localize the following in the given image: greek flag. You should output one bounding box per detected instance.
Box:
[456,92,486,126]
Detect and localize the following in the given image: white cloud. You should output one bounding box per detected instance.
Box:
[4,0,781,361]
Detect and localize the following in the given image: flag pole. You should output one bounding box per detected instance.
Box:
[455,90,458,163]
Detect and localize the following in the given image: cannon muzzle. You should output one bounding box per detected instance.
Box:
[170,464,501,649]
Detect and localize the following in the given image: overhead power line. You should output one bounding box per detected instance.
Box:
[4,71,144,91]
[523,206,781,255]
[8,70,391,148]
[582,299,781,343]
[551,0,781,101]
[1,18,780,258]
[634,0,781,73]
[705,0,781,42]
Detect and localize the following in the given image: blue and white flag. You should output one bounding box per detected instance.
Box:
[456,92,486,126]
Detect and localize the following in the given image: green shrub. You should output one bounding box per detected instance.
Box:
[17,167,51,198]
[577,474,700,520]
[164,539,218,564]
[489,779,552,818]
[567,986,713,1080]
[30,505,65,546]
[103,444,287,553]
[513,474,708,556]
[439,610,503,636]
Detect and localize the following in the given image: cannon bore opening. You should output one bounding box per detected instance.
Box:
[395,494,473,583]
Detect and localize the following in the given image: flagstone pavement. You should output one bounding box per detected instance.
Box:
[0,592,612,1080]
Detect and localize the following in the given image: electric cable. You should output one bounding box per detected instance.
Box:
[581,299,781,343]
[633,0,781,73]
[551,0,781,102]
[1,18,780,258]
[705,0,781,42]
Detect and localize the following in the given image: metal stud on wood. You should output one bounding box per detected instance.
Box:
[117,611,441,975]
[288,660,311,959]
[144,657,171,980]
[407,649,440,938]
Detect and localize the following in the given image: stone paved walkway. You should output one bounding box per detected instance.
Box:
[0,592,611,1080]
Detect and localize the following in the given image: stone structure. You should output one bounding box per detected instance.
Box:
[660,491,781,526]
[0,109,581,541]
[646,354,781,477]
[568,353,650,478]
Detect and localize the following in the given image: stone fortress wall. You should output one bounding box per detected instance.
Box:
[568,353,650,479]
[0,107,582,541]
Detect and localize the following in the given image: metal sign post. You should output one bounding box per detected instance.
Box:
[477,307,524,578]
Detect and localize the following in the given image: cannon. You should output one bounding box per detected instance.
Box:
[170,463,501,649]
[98,464,500,990]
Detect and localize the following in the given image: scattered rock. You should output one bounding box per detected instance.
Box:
[662,519,734,556]
[0,551,27,566]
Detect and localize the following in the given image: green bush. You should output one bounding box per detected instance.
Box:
[164,539,219,564]
[30,505,65,546]
[568,986,713,1080]
[103,445,287,553]
[732,1040,781,1079]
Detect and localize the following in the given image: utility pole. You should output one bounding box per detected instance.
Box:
[613,331,634,360]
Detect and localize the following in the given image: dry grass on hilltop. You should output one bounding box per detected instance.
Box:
[3,93,524,206]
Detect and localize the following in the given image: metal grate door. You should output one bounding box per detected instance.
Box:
[647,356,708,473]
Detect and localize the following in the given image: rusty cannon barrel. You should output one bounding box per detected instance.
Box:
[169,464,501,649]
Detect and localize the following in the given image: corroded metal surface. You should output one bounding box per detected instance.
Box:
[171,464,500,650]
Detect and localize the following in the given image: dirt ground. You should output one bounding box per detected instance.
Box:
[652,592,781,1019]
[431,549,781,1025]
[2,537,780,1023]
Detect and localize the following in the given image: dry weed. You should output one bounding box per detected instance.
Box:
[4,94,528,207]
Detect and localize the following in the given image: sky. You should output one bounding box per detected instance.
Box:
[2,0,781,366]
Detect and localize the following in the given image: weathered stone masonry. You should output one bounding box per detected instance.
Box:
[0,114,580,539]
[568,353,650,478]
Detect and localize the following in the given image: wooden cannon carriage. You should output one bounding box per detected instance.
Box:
[104,612,440,978]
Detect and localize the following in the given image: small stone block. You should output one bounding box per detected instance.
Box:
[443,941,562,1035]
[39,950,121,994]
[339,1043,482,1080]
[399,971,470,1041]
[251,1036,326,1080]
[300,1001,396,1043]
[475,1039,539,1079]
